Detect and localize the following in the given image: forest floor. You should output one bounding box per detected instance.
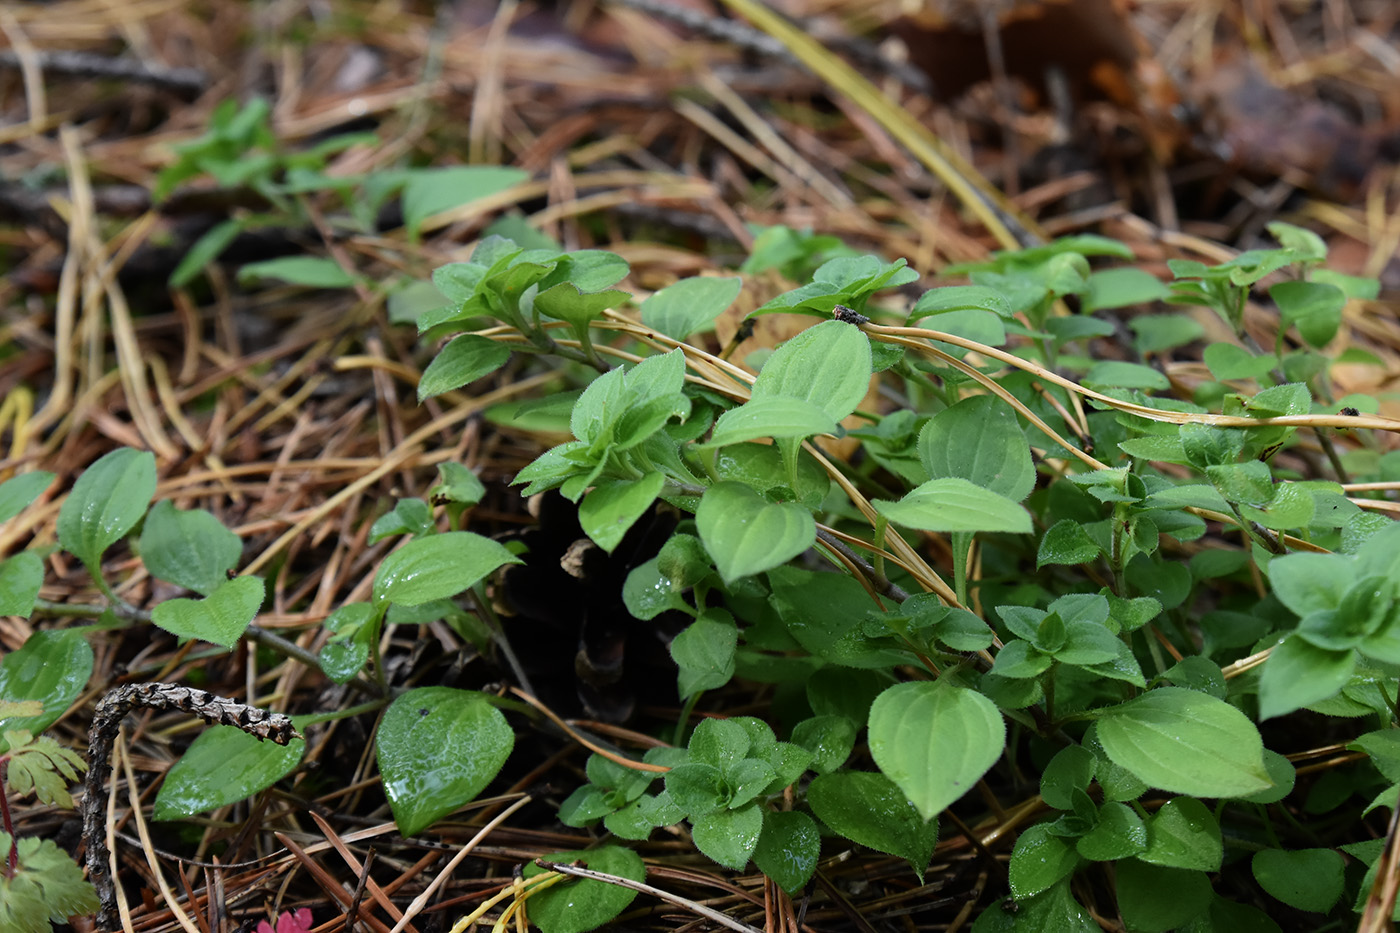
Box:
[2,1,1400,932]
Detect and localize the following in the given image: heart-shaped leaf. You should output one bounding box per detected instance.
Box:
[56,448,157,569]
[139,500,243,596]
[150,576,265,648]
[696,482,815,585]
[154,725,305,820]
[523,846,645,933]
[377,687,513,836]
[807,770,937,881]
[372,532,523,607]
[868,681,1005,821]
[873,477,1031,533]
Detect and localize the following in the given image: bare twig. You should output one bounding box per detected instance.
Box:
[84,684,301,931]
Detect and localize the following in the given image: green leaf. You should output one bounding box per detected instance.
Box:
[1129,313,1205,354]
[418,334,512,401]
[377,687,513,835]
[237,256,353,289]
[750,320,872,422]
[1040,746,1096,810]
[524,846,644,933]
[1239,482,1315,530]
[0,472,54,524]
[169,218,244,287]
[873,478,1031,534]
[1037,520,1103,567]
[0,833,100,932]
[1082,267,1170,312]
[1083,361,1170,391]
[153,724,304,820]
[973,883,1097,933]
[1094,688,1271,797]
[669,610,738,697]
[622,557,692,620]
[1257,634,1354,720]
[1,731,85,807]
[691,803,763,870]
[578,474,665,553]
[917,395,1035,501]
[1252,848,1344,912]
[753,810,820,893]
[664,762,728,815]
[400,166,530,238]
[139,500,243,596]
[1140,797,1223,871]
[791,716,856,774]
[642,275,743,340]
[701,395,837,448]
[868,681,1005,821]
[0,552,43,618]
[369,498,433,543]
[807,771,937,880]
[909,285,1012,320]
[1271,280,1344,348]
[373,532,522,607]
[0,631,94,753]
[1009,823,1081,898]
[1076,801,1147,861]
[432,462,487,507]
[534,282,630,329]
[56,447,157,569]
[150,575,265,648]
[1116,860,1212,932]
[696,482,814,585]
[1206,460,1274,506]
[1203,343,1277,381]
[1268,552,1352,615]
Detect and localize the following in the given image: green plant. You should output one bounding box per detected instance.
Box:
[9,217,1397,930]
[0,722,99,933]
[154,97,530,288]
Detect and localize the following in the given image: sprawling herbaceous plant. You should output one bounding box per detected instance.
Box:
[3,218,1397,932]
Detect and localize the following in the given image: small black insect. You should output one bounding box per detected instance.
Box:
[1340,406,1360,417]
[832,304,869,325]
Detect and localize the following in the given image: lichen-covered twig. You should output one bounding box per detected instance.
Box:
[83,683,300,931]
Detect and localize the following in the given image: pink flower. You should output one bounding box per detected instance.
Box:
[255,908,313,933]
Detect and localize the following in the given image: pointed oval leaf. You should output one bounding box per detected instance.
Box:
[523,846,645,933]
[642,275,743,341]
[57,448,157,568]
[696,482,814,585]
[917,395,1035,501]
[1140,797,1223,871]
[868,682,1005,822]
[751,320,872,422]
[873,477,1031,534]
[377,687,513,835]
[0,471,55,525]
[579,473,665,553]
[150,575,265,648]
[0,630,94,752]
[373,532,523,607]
[1009,823,1082,898]
[691,803,763,870]
[1095,687,1270,797]
[1251,848,1344,913]
[700,396,837,448]
[153,725,305,820]
[139,500,243,596]
[807,771,937,880]
[753,810,820,894]
[418,334,512,401]
[0,551,44,618]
